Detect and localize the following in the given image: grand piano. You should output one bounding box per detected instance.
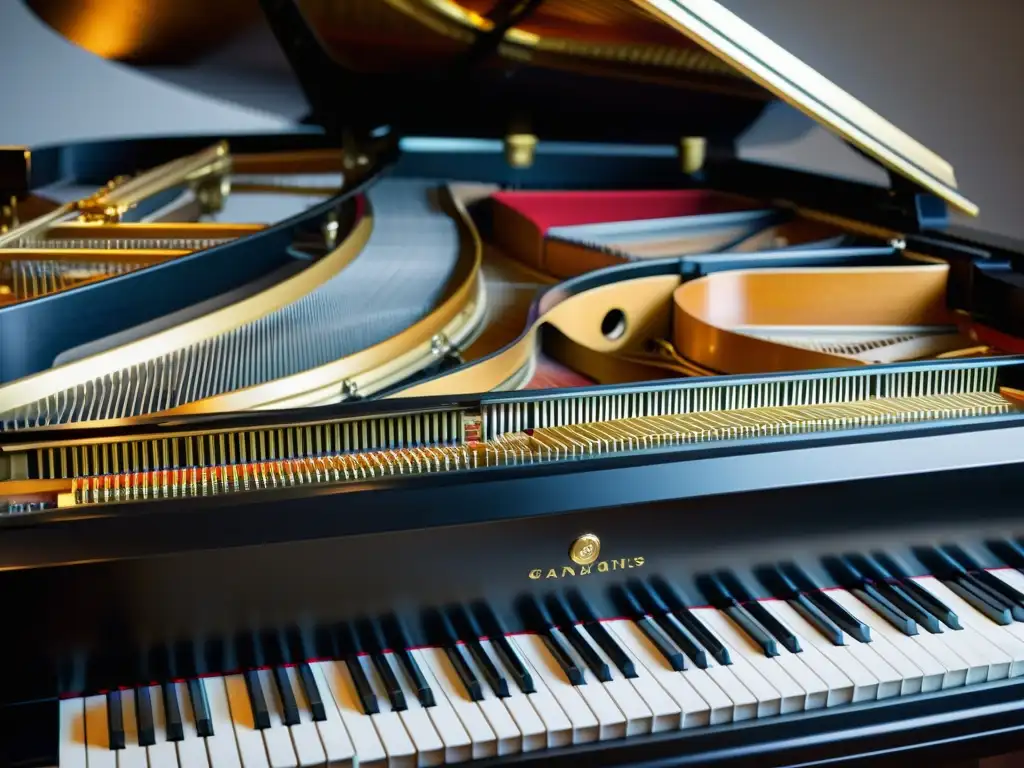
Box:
[2,1,1024,766]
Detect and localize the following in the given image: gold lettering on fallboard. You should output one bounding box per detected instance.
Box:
[529,534,646,580]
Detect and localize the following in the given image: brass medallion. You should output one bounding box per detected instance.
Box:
[569,533,601,566]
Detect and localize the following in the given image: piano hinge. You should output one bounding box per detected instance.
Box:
[0,195,17,234]
[342,129,372,174]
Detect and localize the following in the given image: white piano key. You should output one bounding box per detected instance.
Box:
[574,626,660,734]
[377,652,445,767]
[838,588,962,690]
[938,624,1010,684]
[479,640,547,751]
[314,661,387,767]
[257,668,299,768]
[694,609,790,716]
[415,648,499,758]
[443,644,523,756]
[58,698,87,768]
[83,694,116,768]
[117,689,148,768]
[282,666,328,767]
[833,635,904,701]
[523,632,627,740]
[754,603,853,707]
[828,590,935,693]
[609,620,718,727]
[223,675,272,768]
[146,685,180,768]
[600,620,686,730]
[762,601,870,704]
[988,567,1024,596]
[172,682,211,768]
[306,662,356,767]
[484,641,574,749]
[359,655,418,768]
[914,577,1024,677]
[510,635,601,743]
[573,626,651,737]
[699,657,759,722]
[762,639,830,711]
[985,570,1024,635]
[398,651,472,763]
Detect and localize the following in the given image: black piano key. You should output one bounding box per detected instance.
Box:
[470,642,511,698]
[546,596,611,682]
[650,577,732,666]
[517,595,586,684]
[471,601,535,694]
[675,607,731,666]
[380,615,436,707]
[397,649,436,708]
[106,690,126,750]
[543,630,586,686]
[566,589,637,677]
[451,605,510,698]
[297,663,328,722]
[566,625,612,682]
[371,654,408,711]
[134,686,156,747]
[636,617,686,671]
[162,683,185,741]
[792,594,847,645]
[853,558,942,634]
[447,644,485,700]
[244,670,271,730]
[948,578,1014,625]
[716,572,800,653]
[346,658,380,715]
[897,578,963,631]
[612,582,685,670]
[730,605,782,656]
[188,678,214,737]
[433,609,484,700]
[988,539,1024,570]
[585,621,638,678]
[660,613,710,668]
[916,546,1015,625]
[835,552,925,638]
[871,552,962,631]
[492,634,536,694]
[946,548,1024,621]
[779,562,872,643]
[273,666,302,725]
[856,586,919,636]
[758,563,844,644]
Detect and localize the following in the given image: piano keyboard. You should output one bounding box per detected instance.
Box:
[50,547,1024,767]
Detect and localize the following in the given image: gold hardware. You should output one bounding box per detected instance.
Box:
[569,533,601,565]
[77,142,231,223]
[0,196,17,233]
[680,137,707,174]
[322,211,340,249]
[504,134,538,169]
[341,131,371,172]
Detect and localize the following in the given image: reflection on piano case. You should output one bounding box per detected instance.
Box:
[2,0,1024,766]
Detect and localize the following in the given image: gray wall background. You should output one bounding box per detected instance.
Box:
[3,0,1021,239]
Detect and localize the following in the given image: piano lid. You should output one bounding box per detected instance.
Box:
[260,0,977,217]
[633,0,976,217]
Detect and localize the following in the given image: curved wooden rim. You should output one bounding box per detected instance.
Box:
[672,263,961,374]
